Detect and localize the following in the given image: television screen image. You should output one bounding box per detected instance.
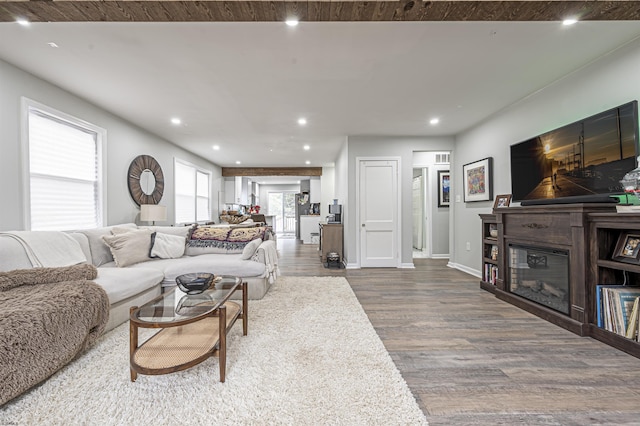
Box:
[510,101,639,202]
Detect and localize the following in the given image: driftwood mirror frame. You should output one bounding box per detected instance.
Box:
[127,154,164,206]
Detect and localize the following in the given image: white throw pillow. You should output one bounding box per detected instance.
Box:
[150,232,186,259]
[241,238,262,260]
[102,229,153,267]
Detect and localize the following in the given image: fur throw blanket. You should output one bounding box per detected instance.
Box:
[0,264,109,406]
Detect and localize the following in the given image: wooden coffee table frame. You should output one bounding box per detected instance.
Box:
[129,279,247,383]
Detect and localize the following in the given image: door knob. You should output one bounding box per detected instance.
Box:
[362,224,365,227]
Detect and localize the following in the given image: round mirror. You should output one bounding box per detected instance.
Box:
[127,155,164,206]
[140,169,156,195]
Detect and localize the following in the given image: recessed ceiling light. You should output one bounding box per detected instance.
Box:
[298,118,307,126]
[303,145,310,151]
[235,161,241,165]
[305,160,311,165]
[170,117,181,125]
[563,18,578,26]
[430,118,440,125]
[285,19,299,27]
[47,42,59,48]
[212,145,220,151]
[16,18,30,26]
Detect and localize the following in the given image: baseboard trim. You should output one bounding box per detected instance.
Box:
[346,262,360,269]
[400,263,415,269]
[448,262,481,278]
[431,254,450,259]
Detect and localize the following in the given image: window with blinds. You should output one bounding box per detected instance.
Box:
[25,101,105,231]
[175,159,211,224]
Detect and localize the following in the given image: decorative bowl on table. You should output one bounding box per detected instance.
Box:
[176,273,215,295]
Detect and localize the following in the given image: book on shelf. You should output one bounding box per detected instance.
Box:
[596,285,640,337]
[616,204,640,213]
[625,297,640,340]
[483,263,498,285]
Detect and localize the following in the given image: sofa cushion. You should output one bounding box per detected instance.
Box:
[150,232,186,259]
[131,254,265,287]
[77,223,137,267]
[94,264,163,305]
[139,225,194,239]
[241,238,262,260]
[102,229,153,267]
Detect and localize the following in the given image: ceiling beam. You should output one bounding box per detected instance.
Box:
[222,167,322,177]
[1,1,638,23]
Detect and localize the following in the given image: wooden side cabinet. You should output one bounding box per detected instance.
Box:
[319,223,343,265]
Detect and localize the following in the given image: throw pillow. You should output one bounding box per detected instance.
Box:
[150,232,186,259]
[102,229,153,267]
[227,227,266,242]
[241,238,262,260]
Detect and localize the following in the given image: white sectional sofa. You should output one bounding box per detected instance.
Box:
[0,223,278,333]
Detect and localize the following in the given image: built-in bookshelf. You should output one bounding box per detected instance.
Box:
[479,214,499,294]
[589,213,640,358]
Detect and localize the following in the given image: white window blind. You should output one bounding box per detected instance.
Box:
[27,107,104,231]
[175,160,211,224]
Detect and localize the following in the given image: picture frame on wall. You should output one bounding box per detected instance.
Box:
[493,194,512,209]
[612,232,640,264]
[437,170,450,207]
[463,157,493,202]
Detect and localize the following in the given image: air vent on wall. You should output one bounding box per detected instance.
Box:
[435,153,450,164]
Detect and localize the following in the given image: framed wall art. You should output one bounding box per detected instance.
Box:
[437,170,450,207]
[463,157,492,202]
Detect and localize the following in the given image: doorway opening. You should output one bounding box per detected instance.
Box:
[267,191,296,237]
[412,151,450,259]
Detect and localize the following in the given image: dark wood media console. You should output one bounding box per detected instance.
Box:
[481,203,640,358]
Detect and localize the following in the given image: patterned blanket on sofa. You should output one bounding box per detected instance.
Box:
[187,225,274,253]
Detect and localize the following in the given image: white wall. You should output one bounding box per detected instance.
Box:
[320,166,335,220]
[344,136,455,268]
[0,58,220,231]
[451,36,640,275]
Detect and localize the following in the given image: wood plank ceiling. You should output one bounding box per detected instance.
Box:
[0,1,639,23]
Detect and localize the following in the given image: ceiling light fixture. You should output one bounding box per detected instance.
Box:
[563,18,578,26]
[47,42,59,48]
[430,118,440,125]
[212,145,220,151]
[16,18,30,26]
[303,145,310,151]
[285,19,299,27]
[305,160,311,165]
[170,117,181,125]
[298,117,307,126]
[235,161,241,165]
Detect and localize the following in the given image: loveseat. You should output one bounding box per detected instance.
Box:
[0,223,278,333]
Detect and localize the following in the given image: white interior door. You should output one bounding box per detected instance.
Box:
[359,159,399,267]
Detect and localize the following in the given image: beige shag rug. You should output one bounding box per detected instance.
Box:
[1,276,427,425]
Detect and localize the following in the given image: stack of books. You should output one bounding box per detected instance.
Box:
[596,285,640,340]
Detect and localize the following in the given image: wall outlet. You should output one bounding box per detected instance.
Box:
[466,242,471,251]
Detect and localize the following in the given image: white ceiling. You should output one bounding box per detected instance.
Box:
[1,21,640,169]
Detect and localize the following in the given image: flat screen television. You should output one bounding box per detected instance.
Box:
[510,100,639,202]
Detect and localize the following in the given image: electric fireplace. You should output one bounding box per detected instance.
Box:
[508,244,570,315]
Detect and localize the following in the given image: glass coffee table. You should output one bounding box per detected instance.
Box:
[129,276,247,383]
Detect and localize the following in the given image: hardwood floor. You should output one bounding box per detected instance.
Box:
[277,238,640,425]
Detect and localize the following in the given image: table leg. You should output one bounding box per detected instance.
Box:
[129,306,138,382]
[242,281,248,336]
[219,305,227,383]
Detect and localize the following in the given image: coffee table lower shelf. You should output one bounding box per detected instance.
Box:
[130,301,242,382]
